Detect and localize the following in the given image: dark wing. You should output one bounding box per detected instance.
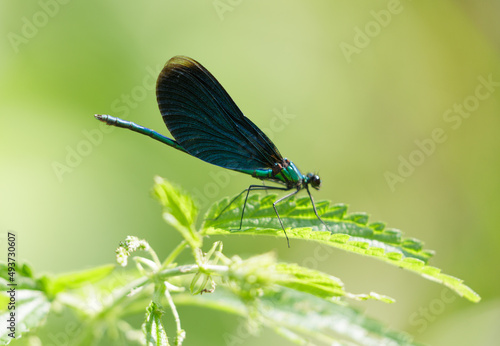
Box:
[156,56,283,172]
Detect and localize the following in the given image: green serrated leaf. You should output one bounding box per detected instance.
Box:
[203,194,481,303]
[227,253,278,301]
[0,290,51,344]
[17,263,34,279]
[174,286,417,345]
[48,264,115,296]
[153,176,201,248]
[143,301,169,346]
[345,212,369,225]
[347,291,395,303]
[274,263,394,303]
[274,263,345,299]
[0,262,42,292]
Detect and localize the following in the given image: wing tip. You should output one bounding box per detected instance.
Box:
[166,55,199,69]
[158,56,201,89]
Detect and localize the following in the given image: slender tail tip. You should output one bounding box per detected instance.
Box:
[95,114,114,124]
[94,114,106,122]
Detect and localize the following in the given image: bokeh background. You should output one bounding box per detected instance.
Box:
[1,0,499,345]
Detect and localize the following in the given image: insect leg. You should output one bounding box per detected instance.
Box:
[210,185,288,224]
[305,184,330,232]
[272,188,301,248]
[209,189,248,221]
[236,185,289,231]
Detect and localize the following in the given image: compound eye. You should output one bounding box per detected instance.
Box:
[310,174,321,189]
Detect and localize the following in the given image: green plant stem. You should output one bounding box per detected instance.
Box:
[164,285,185,346]
[96,276,150,319]
[158,264,229,278]
[163,240,189,267]
[95,264,229,319]
[148,247,162,268]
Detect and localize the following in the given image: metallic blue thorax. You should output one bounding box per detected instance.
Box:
[249,158,305,189]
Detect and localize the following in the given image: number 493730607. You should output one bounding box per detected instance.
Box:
[7,232,16,283]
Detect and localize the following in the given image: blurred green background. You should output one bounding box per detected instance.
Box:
[1,0,499,345]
